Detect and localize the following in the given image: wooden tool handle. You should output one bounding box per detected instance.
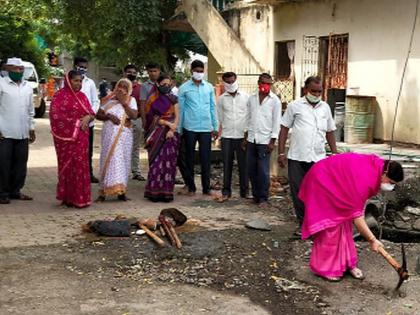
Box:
[140,225,165,247]
[168,225,182,249]
[378,247,401,271]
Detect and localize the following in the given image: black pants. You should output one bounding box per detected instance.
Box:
[221,138,248,197]
[247,142,271,203]
[89,126,94,177]
[0,138,29,198]
[288,159,314,224]
[176,134,190,185]
[183,129,212,194]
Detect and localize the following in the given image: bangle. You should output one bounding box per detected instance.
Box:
[367,236,376,243]
[279,153,286,156]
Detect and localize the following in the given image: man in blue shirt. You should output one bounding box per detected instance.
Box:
[178,60,218,195]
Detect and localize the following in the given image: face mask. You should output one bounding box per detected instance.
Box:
[306,93,321,104]
[158,85,171,95]
[126,74,136,82]
[258,83,271,94]
[76,66,87,76]
[8,71,24,82]
[381,183,395,192]
[192,72,205,81]
[223,81,239,93]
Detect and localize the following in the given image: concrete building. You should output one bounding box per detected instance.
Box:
[171,0,420,145]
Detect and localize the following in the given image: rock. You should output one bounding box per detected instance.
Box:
[395,176,420,207]
[393,220,411,230]
[405,206,420,216]
[412,219,420,231]
[245,219,272,231]
[396,212,411,222]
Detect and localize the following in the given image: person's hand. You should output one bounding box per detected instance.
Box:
[267,142,275,153]
[29,130,36,143]
[80,115,92,131]
[107,114,120,125]
[241,139,247,151]
[278,154,287,168]
[369,238,384,253]
[166,130,174,139]
[167,122,176,131]
[116,88,128,103]
[212,131,219,141]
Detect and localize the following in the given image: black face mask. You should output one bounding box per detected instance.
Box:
[158,85,171,95]
[127,74,136,82]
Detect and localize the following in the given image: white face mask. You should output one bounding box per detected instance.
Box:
[223,81,239,93]
[306,92,321,104]
[192,72,205,81]
[381,183,395,192]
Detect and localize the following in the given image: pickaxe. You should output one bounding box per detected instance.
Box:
[378,244,409,291]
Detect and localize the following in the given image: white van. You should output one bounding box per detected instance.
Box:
[22,61,46,118]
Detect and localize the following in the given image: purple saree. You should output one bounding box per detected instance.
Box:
[144,94,179,202]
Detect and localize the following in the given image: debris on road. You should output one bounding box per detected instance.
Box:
[245,219,272,231]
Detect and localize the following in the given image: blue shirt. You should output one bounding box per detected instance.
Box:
[178,79,218,133]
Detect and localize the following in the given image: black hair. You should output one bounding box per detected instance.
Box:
[304,76,322,87]
[222,71,237,81]
[68,70,82,79]
[258,72,272,81]
[191,59,205,70]
[383,160,404,182]
[157,73,171,84]
[124,64,137,72]
[145,62,160,70]
[73,57,88,66]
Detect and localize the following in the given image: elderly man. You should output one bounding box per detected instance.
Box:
[278,76,337,234]
[246,73,282,207]
[0,57,36,204]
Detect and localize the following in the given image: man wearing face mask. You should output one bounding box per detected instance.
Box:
[278,76,337,234]
[216,72,249,201]
[74,57,100,183]
[246,73,282,207]
[299,153,403,281]
[178,59,218,196]
[123,64,145,181]
[0,57,36,204]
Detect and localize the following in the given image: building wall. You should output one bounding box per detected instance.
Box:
[269,0,420,144]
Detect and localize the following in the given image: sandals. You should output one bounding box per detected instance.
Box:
[10,193,33,201]
[349,267,365,280]
[323,276,342,282]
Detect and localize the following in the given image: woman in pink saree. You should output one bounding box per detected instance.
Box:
[50,70,95,208]
[299,153,404,281]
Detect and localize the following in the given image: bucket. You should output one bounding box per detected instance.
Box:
[344,95,376,144]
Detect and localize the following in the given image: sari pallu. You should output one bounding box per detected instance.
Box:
[50,74,95,208]
[144,94,179,202]
[99,98,136,196]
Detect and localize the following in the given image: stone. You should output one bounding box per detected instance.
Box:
[405,206,420,216]
[393,220,411,230]
[412,219,420,231]
[395,176,420,207]
[396,212,411,222]
[245,219,272,231]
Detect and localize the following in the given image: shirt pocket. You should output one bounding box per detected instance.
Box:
[316,114,328,132]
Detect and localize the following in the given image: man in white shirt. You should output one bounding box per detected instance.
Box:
[246,73,282,206]
[0,57,36,204]
[74,57,100,183]
[278,76,337,231]
[217,72,249,201]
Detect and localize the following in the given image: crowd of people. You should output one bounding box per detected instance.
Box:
[0,56,405,283]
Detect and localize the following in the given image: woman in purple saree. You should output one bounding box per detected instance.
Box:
[144,74,180,202]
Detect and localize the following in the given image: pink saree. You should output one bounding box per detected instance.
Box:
[299,153,384,277]
[50,73,95,207]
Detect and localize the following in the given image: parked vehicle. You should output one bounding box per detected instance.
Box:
[22,61,46,118]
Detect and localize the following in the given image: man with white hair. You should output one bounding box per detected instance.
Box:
[0,57,36,204]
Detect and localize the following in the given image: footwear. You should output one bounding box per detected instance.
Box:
[0,197,10,204]
[132,174,146,181]
[349,267,365,280]
[174,178,184,185]
[215,195,229,203]
[294,227,302,237]
[323,276,342,282]
[10,193,33,200]
[177,186,195,196]
[95,196,105,202]
[118,194,130,201]
[91,176,99,183]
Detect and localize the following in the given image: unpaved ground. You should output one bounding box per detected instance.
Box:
[1,118,420,314]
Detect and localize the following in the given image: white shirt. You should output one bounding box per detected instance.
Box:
[217,90,249,139]
[281,96,336,162]
[0,76,34,139]
[81,76,99,127]
[246,91,282,145]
